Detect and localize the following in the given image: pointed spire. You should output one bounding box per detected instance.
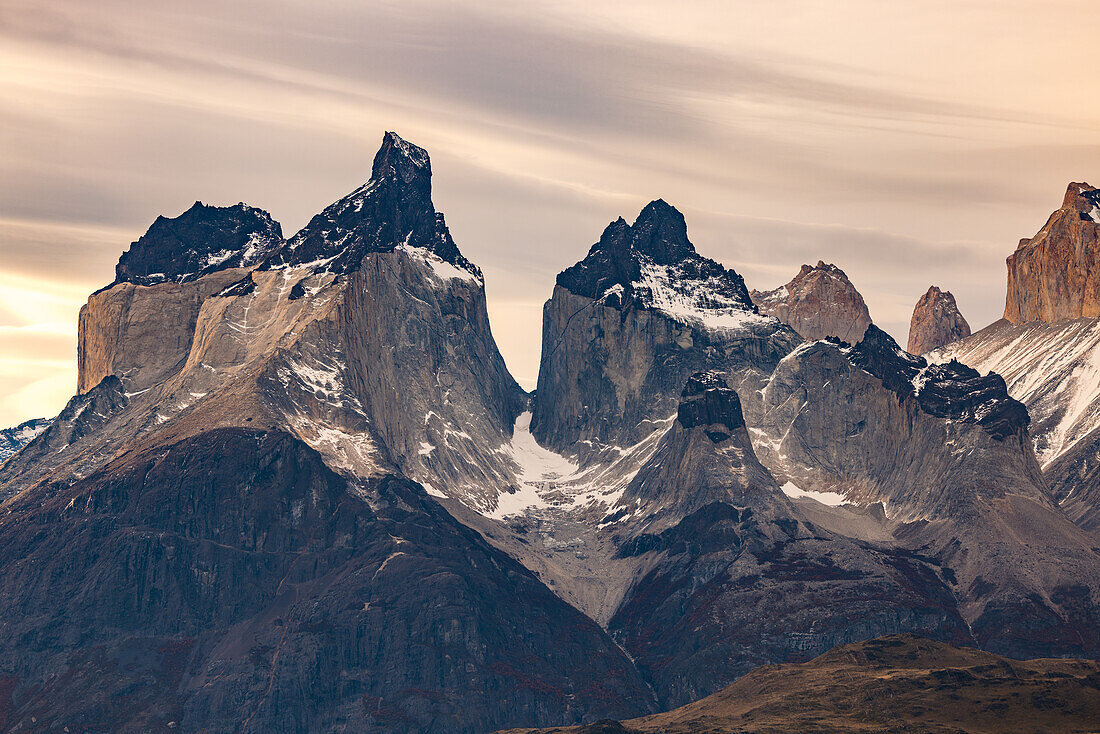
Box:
[371,131,432,188]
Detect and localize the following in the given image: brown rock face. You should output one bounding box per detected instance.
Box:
[751,261,872,343]
[907,286,971,354]
[77,270,248,395]
[1004,182,1100,324]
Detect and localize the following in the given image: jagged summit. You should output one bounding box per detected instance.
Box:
[907,285,970,354]
[848,325,1028,441]
[556,200,758,327]
[751,260,872,343]
[1005,181,1100,324]
[373,130,431,178]
[267,132,479,278]
[111,201,283,288]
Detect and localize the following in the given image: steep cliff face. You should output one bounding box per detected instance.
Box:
[605,372,970,707]
[907,286,970,354]
[1005,182,1100,324]
[532,201,799,455]
[79,197,283,397]
[61,132,525,514]
[751,327,1100,659]
[751,261,872,343]
[930,318,1100,539]
[77,269,248,394]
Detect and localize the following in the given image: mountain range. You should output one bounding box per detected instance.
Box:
[2,134,1100,732]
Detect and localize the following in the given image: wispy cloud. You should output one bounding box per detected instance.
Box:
[0,0,1098,420]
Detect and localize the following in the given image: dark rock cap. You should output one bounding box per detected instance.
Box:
[112,202,283,289]
[848,325,1028,440]
[557,200,755,313]
[677,371,746,441]
[269,132,479,277]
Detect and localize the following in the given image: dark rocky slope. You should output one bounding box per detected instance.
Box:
[113,201,283,288]
[0,428,655,732]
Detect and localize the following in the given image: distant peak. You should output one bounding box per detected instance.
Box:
[372,131,432,184]
[751,260,870,343]
[908,285,970,354]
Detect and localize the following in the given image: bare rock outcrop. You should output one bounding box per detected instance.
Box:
[77,268,247,394]
[1005,182,1100,324]
[113,201,283,287]
[751,261,872,343]
[906,286,971,355]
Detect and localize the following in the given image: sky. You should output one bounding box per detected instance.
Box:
[1,0,1099,426]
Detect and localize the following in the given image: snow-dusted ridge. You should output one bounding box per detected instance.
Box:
[628,258,775,332]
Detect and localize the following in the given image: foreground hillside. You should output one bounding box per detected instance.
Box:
[499,634,1100,734]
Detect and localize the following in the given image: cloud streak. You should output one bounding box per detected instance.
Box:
[0,0,1098,423]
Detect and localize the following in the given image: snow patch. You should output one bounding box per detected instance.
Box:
[781,481,849,506]
[398,244,479,283]
[630,259,770,332]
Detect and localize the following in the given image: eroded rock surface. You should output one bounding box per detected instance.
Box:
[751,327,1100,659]
[1005,182,1100,324]
[606,371,970,707]
[907,285,970,354]
[751,261,872,343]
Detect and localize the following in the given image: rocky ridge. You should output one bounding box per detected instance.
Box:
[0,134,657,732]
[907,285,970,355]
[930,182,1100,538]
[533,200,798,455]
[113,201,283,288]
[751,260,872,343]
[750,326,1100,659]
[603,372,971,706]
